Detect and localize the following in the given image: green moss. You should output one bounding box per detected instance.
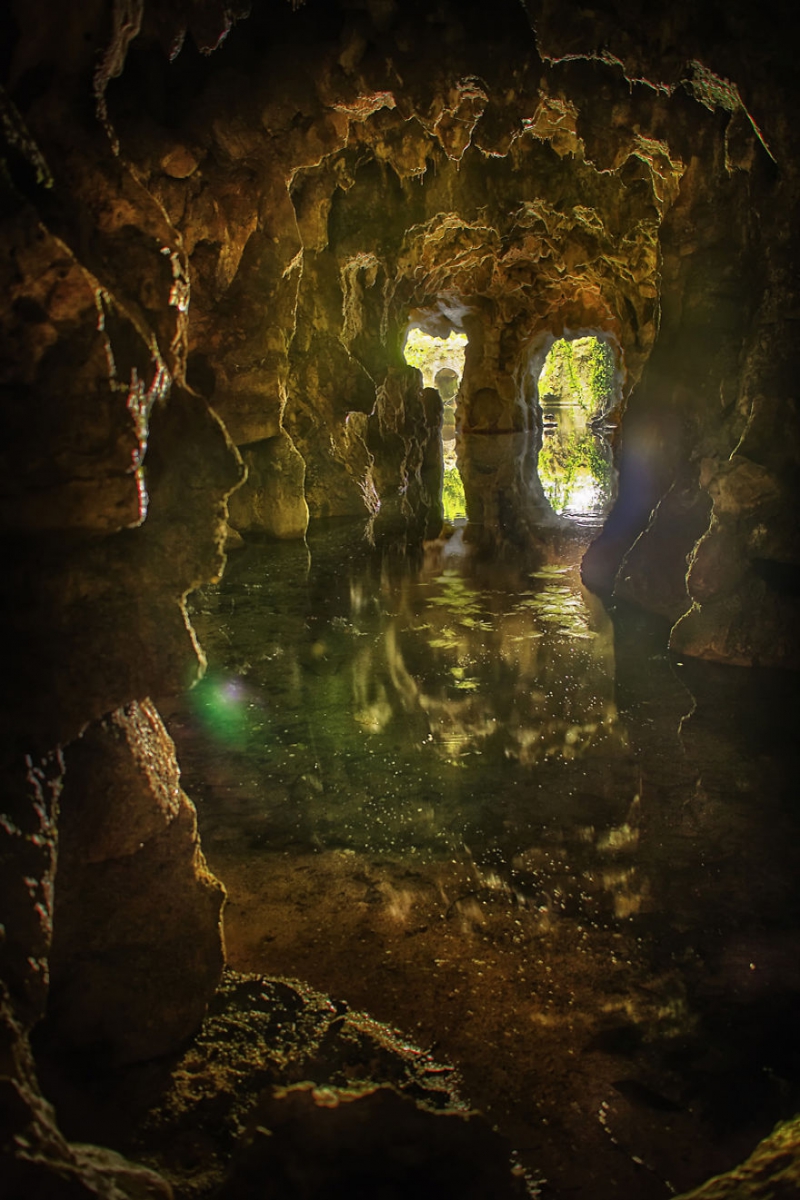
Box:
[539,336,614,414]
[539,338,582,405]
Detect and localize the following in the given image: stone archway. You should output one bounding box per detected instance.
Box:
[3,0,800,1195]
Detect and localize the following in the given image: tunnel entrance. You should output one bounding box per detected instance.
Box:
[536,336,617,527]
[403,328,468,522]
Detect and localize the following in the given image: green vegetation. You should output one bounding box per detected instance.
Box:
[585,338,615,408]
[442,465,467,521]
[536,336,615,514]
[538,336,614,414]
[539,338,581,404]
[404,328,468,387]
[538,432,610,514]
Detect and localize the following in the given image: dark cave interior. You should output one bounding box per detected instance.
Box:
[2,1,800,1197]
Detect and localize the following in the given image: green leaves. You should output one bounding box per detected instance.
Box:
[442,466,467,520]
[539,336,614,414]
[538,430,610,514]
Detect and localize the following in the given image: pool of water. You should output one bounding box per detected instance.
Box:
[538,396,615,523]
[163,519,800,1200]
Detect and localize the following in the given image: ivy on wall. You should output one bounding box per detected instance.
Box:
[538,336,614,414]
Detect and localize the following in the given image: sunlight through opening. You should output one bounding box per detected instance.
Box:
[536,335,616,524]
[404,328,468,522]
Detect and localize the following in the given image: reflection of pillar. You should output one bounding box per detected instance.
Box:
[459,431,554,549]
[367,366,432,544]
[456,310,555,548]
[421,387,444,539]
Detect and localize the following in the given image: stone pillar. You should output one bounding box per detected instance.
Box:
[458,311,554,550]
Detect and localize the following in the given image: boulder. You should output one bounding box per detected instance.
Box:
[1,983,172,1200]
[44,700,225,1066]
[228,433,310,539]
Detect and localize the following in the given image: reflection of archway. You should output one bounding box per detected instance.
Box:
[403,328,469,522]
[536,335,620,528]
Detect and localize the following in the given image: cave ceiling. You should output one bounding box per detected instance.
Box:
[0,0,796,737]
[3,2,800,1198]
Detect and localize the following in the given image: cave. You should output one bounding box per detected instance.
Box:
[535,334,618,522]
[402,326,467,521]
[2,1,800,1198]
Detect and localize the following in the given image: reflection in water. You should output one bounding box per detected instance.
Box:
[538,401,614,520]
[537,335,616,522]
[167,522,800,1200]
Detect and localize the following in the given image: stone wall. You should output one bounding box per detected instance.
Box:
[90,0,800,660]
[1,3,243,1192]
[2,0,799,1195]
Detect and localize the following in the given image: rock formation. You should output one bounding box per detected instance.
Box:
[44,699,225,1067]
[2,0,799,1195]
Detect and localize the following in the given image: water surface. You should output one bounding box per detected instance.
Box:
[165,520,800,1200]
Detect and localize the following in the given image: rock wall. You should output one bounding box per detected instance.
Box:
[2,0,800,1196]
[1,3,243,1193]
[92,0,800,658]
[44,700,225,1067]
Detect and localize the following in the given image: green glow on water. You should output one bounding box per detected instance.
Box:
[190,673,255,748]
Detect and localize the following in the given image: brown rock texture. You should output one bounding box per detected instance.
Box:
[674,1115,800,1200]
[614,479,712,623]
[1,6,241,1193]
[219,1083,529,1200]
[95,970,530,1200]
[86,0,797,665]
[1,983,172,1200]
[0,752,62,1032]
[1,0,800,1195]
[105,0,675,553]
[44,701,225,1066]
[227,433,309,538]
[0,220,157,537]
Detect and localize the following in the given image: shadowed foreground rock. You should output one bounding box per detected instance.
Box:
[675,1116,800,1200]
[220,1083,530,1200]
[1,984,172,1200]
[44,700,225,1066]
[53,971,532,1200]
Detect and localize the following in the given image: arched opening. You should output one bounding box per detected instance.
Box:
[8,3,800,1199]
[403,327,469,522]
[536,335,619,527]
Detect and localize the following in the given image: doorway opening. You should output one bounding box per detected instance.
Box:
[403,328,468,522]
[536,336,617,526]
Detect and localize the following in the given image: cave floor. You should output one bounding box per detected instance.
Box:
[160,519,800,1200]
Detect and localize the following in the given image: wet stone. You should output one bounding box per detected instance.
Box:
[163,520,800,1200]
[109,969,523,1198]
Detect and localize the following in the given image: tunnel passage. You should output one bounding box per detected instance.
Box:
[403,326,468,523]
[3,2,800,1200]
[535,334,620,526]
